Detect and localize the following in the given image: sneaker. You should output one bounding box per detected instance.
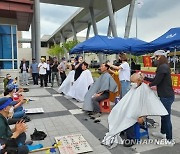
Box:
[152,132,166,139]
[25,140,33,145]
[90,113,101,119]
[156,139,175,147]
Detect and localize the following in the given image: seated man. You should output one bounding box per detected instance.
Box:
[4,84,26,119]
[3,74,13,91]
[102,72,168,148]
[67,62,94,102]
[83,63,118,118]
[0,97,29,154]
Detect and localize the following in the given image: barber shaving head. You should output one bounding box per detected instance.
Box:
[130,72,144,87]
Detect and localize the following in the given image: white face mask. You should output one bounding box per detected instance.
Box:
[131,83,138,88]
[8,107,14,118]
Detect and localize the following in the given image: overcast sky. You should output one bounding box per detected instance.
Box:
[22,0,180,43]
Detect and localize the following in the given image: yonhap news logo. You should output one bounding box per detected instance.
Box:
[166,33,177,39]
[123,139,176,145]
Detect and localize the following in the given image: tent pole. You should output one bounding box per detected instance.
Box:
[129,54,132,67]
[83,51,85,61]
[173,47,176,73]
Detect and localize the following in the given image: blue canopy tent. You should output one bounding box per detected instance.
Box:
[69,35,130,54]
[132,27,180,55]
[123,38,148,54]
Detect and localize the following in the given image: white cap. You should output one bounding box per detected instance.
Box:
[151,50,169,58]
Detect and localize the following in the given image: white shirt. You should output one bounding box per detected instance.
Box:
[38,62,47,75]
[118,62,130,81]
[23,63,26,71]
[47,64,50,71]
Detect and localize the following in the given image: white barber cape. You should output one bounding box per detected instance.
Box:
[102,83,168,147]
[67,69,94,102]
[58,70,75,94]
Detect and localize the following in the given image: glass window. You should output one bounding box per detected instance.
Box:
[0,35,2,59]
[14,61,17,69]
[12,26,16,35]
[0,25,17,70]
[0,61,12,69]
[2,35,12,59]
[13,35,17,59]
[0,25,11,34]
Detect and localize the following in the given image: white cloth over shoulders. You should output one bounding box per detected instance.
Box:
[67,69,94,102]
[102,83,168,147]
[58,70,75,94]
[83,72,117,111]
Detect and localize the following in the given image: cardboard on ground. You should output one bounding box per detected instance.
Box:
[55,134,93,154]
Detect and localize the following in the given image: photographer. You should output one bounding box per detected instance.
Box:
[74,56,83,81]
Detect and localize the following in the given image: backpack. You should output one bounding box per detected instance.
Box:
[30,128,47,141]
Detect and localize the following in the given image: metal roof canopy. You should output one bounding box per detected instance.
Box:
[40,0,132,43]
[0,0,33,31]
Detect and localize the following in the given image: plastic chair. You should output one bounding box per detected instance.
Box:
[134,120,149,141]
[100,99,111,113]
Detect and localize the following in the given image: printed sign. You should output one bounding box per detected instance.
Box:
[55,134,93,154]
[24,108,44,114]
[138,70,180,94]
[143,56,152,67]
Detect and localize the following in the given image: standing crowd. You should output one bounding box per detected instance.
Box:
[19,57,69,88]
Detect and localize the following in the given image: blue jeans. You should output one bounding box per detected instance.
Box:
[120,80,130,98]
[160,96,174,140]
[13,106,25,118]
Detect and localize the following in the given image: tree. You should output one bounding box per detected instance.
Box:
[62,40,79,52]
[47,40,79,60]
[47,44,64,59]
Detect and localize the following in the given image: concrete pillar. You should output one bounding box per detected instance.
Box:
[86,23,91,40]
[53,38,56,45]
[106,0,118,37]
[89,7,103,64]
[71,21,77,41]
[60,32,68,58]
[107,21,112,36]
[34,0,41,62]
[89,7,98,35]
[31,15,35,59]
[124,0,135,38]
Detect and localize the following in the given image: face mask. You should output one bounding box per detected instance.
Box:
[131,83,138,88]
[8,107,14,118]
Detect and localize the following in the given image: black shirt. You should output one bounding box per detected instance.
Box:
[51,63,59,72]
[74,63,83,81]
[144,64,174,98]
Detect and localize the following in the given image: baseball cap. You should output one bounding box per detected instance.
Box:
[0,97,15,110]
[151,50,169,58]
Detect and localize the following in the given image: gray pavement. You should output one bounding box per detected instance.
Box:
[16,83,180,154]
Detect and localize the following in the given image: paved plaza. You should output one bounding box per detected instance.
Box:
[9,83,180,154]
